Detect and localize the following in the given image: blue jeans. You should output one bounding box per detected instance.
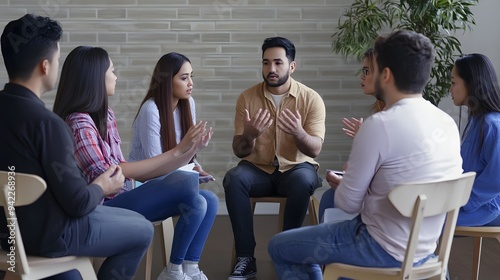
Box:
[47,205,154,280]
[224,160,321,257]
[104,170,218,264]
[268,216,402,280]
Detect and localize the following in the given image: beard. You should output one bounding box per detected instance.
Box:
[263,71,290,88]
[374,77,385,102]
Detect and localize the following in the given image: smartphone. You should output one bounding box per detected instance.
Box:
[199,175,214,184]
[326,169,345,176]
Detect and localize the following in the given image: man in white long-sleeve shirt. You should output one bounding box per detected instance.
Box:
[268,30,463,280]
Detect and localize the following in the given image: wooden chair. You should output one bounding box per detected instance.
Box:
[144,218,174,280]
[454,226,500,280]
[309,195,320,226]
[0,171,97,280]
[230,195,318,269]
[323,172,476,280]
[58,179,175,280]
[130,179,175,280]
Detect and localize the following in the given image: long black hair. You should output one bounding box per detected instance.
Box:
[53,46,110,139]
[135,52,193,152]
[454,53,500,144]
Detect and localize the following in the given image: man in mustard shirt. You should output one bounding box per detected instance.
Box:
[223,36,326,280]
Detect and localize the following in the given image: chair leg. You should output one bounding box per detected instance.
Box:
[471,237,482,280]
[277,201,285,232]
[158,222,167,268]
[322,265,336,279]
[144,240,154,280]
[3,272,20,280]
[146,219,174,280]
[161,217,174,267]
[251,200,257,215]
[309,196,319,225]
[91,257,105,275]
[75,258,98,280]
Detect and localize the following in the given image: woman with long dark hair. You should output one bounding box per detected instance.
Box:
[53,46,217,280]
[129,52,213,180]
[450,53,500,226]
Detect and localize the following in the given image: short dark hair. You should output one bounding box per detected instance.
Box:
[374,30,434,94]
[454,53,500,116]
[1,14,62,81]
[53,46,110,139]
[262,37,296,62]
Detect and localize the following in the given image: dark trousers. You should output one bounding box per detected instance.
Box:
[223,160,321,257]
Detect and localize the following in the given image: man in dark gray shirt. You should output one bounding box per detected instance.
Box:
[0,14,153,279]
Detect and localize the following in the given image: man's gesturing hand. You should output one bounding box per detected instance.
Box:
[243,108,273,139]
[277,108,305,138]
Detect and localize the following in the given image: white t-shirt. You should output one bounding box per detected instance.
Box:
[129,97,196,162]
[335,97,463,262]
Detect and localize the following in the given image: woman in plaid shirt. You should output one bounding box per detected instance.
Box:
[53,46,217,280]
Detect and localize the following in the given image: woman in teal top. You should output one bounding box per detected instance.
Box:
[450,53,500,226]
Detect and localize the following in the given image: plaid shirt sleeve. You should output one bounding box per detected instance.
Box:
[66,112,113,184]
[65,111,131,200]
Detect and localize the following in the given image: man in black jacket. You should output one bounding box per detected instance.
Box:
[0,14,153,279]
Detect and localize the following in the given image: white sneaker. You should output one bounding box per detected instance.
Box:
[157,267,193,280]
[190,271,208,280]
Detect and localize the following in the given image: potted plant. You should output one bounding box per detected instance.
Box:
[332,0,478,105]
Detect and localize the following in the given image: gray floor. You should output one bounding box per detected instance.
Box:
[199,215,500,280]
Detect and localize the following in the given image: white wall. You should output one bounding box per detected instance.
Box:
[459,0,500,71]
[439,0,500,130]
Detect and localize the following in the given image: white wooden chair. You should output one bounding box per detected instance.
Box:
[0,171,97,280]
[454,226,500,280]
[323,172,476,280]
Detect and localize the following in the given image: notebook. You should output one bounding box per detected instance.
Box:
[323,208,358,224]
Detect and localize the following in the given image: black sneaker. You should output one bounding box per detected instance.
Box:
[228,257,257,280]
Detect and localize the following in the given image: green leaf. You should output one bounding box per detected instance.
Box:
[332,0,478,105]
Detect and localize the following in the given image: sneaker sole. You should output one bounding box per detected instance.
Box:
[227,272,256,280]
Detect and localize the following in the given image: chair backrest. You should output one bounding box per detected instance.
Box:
[0,170,47,275]
[387,172,476,280]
